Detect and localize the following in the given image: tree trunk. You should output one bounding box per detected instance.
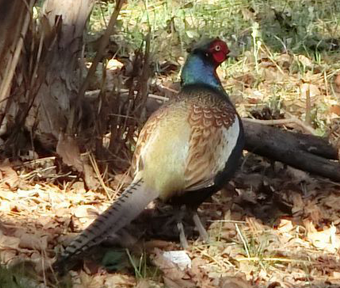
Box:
[0,0,100,187]
[0,0,95,150]
[35,0,95,145]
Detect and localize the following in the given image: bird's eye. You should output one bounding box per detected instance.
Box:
[215,45,221,51]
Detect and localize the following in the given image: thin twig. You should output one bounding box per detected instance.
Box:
[235,224,251,259]
[85,89,170,102]
[78,0,125,99]
[112,169,131,199]
[73,0,125,132]
[260,44,285,75]
[88,153,113,200]
[208,219,247,224]
[243,118,299,125]
[237,257,310,264]
[194,246,234,269]
[157,84,180,94]
[305,86,312,125]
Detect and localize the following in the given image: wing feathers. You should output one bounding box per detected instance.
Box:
[184,99,240,191]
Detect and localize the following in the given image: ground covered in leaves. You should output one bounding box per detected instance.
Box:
[1,0,340,287]
[0,151,340,288]
[0,152,338,288]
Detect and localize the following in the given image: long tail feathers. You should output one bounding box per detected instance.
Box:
[53,178,158,273]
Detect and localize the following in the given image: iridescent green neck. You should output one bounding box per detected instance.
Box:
[181,53,222,89]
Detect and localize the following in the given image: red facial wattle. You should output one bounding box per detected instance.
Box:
[213,51,227,63]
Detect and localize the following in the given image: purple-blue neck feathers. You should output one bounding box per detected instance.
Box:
[181,53,222,89]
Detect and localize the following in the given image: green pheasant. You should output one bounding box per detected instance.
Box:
[54,38,244,272]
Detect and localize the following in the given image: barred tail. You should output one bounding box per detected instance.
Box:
[53,178,158,273]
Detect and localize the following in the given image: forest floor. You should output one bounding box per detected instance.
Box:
[1,145,340,288]
[1,0,340,287]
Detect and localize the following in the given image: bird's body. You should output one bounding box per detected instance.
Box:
[133,84,242,200]
[54,38,244,272]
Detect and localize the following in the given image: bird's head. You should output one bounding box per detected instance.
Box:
[189,38,230,68]
[181,38,230,88]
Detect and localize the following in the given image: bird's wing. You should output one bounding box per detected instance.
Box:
[183,98,240,191]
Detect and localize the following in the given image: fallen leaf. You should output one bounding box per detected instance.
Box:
[305,221,340,253]
[298,55,313,68]
[334,74,340,93]
[0,200,12,212]
[83,163,100,191]
[162,250,191,270]
[152,249,200,288]
[135,280,152,288]
[291,194,304,215]
[104,274,136,287]
[73,270,105,288]
[286,166,310,183]
[277,219,294,233]
[300,83,320,101]
[332,271,340,279]
[304,200,323,223]
[323,193,340,210]
[277,53,291,69]
[0,160,19,189]
[14,230,49,251]
[76,205,99,218]
[152,249,186,280]
[56,133,83,172]
[0,249,17,263]
[107,58,124,70]
[220,275,252,288]
[0,230,20,250]
[329,105,340,116]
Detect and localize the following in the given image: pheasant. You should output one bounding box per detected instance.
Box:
[54,38,244,272]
